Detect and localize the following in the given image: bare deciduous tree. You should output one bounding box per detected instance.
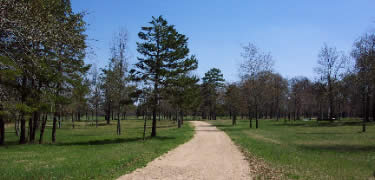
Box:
[240,43,274,128]
[315,43,348,120]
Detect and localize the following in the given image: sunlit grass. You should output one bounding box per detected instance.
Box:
[0,117,194,180]
[211,118,375,179]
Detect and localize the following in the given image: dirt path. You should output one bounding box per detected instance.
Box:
[118,121,251,180]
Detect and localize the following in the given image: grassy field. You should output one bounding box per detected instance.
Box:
[211,119,375,180]
[0,117,194,180]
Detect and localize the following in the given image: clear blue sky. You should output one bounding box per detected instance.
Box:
[72,0,375,82]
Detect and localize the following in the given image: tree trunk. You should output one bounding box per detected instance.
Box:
[106,102,111,125]
[248,108,251,120]
[202,111,206,119]
[284,112,287,123]
[95,107,98,128]
[143,115,147,141]
[151,101,157,137]
[111,110,114,121]
[72,112,75,129]
[361,92,367,132]
[30,111,39,143]
[117,112,121,135]
[328,76,335,120]
[297,109,300,120]
[39,113,47,144]
[19,116,26,144]
[232,111,237,126]
[52,115,57,143]
[177,113,181,128]
[255,105,259,129]
[91,112,93,124]
[177,109,183,128]
[15,118,19,137]
[28,117,33,142]
[151,98,158,137]
[277,108,280,121]
[362,120,366,132]
[19,76,27,144]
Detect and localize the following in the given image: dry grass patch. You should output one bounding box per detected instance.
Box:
[240,148,284,179]
[243,130,281,145]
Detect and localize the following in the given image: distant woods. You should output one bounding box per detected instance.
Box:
[0,0,374,146]
[227,35,375,131]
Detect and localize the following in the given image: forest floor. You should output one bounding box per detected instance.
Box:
[0,118,194,179]
[211,118,375,180]
[118,121,252,180]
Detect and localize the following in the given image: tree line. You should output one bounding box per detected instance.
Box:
[1,0,374,146]
[0,0,200,145]
[224,35,375,132]
[1,0,89,145]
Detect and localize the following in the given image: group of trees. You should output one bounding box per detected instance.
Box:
[221,34,375,132]
[0,0,89,145]
[1,1,374,146]
[0,2,201,145]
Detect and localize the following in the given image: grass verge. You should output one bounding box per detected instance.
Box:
[211,119,375,180]
[0,118,194,180]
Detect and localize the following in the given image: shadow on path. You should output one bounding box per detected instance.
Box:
[298,144,375,152]
[56,136,176,146]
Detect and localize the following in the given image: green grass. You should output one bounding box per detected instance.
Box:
[0,117,194,180]
[211,119,375,180]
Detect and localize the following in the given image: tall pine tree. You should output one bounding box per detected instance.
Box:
[131,16,197,137]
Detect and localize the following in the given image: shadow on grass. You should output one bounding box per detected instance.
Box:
[0,141,19,147]
[296,132,355,135]
[0,136,176,147]
[272,123,307,127]
[56,136,176,146]
[298,144,375,152]
[96,123,110,126]
[272,121,374,128]
[307,121,365,127]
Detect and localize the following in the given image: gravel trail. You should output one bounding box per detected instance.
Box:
[117,121,251,180]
